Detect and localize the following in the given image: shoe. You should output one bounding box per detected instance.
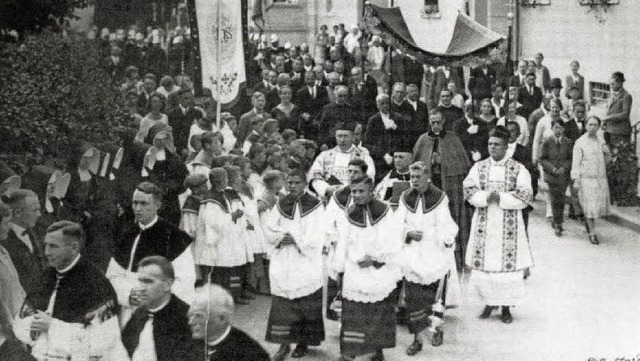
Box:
[589,235,600,245]
[406,340,423,356]
[370,350,384,361]
[523,268,531,280]
[431,328,444,347]
[234,297,249,305]
[272,344,291,361]
[241,291,256,300]
[291,344,308,358]
[501,307,513,324]
[479,305,496,318]
[558,224,564,232]
[554,228,562,236]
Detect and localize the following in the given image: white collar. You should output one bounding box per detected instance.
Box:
[11,223,27,236]
[139,216,159,230]
[208,326,232,347]
[147,296,172,313]
[335,145,356,154]
[57,254,81,274]
[466,115,475,125]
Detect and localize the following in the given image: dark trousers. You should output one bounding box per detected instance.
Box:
[548,183,567,225]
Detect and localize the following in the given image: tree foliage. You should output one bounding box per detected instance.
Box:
[0,0,92,37]
[0,32,129,169]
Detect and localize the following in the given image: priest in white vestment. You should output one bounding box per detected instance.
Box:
[463,126,534,324]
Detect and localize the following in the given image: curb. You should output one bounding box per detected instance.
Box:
[604,207,640,233]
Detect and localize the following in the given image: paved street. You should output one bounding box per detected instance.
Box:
[234,199,640,361]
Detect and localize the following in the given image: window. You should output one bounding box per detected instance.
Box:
[421,0,441,19]
[589,81,610,107]
[326,0,333,12]
[273,0,299,4]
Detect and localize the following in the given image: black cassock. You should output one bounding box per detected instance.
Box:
[174,327,270,361]
[122,294,192,361]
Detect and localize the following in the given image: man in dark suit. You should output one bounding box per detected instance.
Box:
[436,89,464,131]
[122,256,192,361]
[318,85,359,148]
[177,284,269,361]
[1,190,45,295]
[506,121,536,229]
[265,73,291,112]
[289,59,305,94]
[138,74,157,115]
[237,92,269,143]
[364,94,409,181]
[103,45,125,81]
[253,69,273,95]
[518,72,544,121]
[168,90,198,157]
[602,71,633,145]
[296,71,329,141]
[389,82,414,120]
[453,101,490,163]
[405,83,430,144]
[539,120,573,236]
[430,65,464,107]
[469,64,497,103]
[509,60,529,88]
[564,100,588,143]
[347,67,378,124]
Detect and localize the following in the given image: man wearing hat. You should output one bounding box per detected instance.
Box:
[374,142,413,209]
[549,78,564,111]
[517,72,543,121]
[308,121,375,199]
[463,126,534,324]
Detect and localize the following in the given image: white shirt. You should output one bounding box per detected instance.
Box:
[380,112,397,130]
[407,99,418,111]
[131,298,171,361]
[10,224,33,252]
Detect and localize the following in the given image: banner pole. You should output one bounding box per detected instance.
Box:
[216,0,222,129]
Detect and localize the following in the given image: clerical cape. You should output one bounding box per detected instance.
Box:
[333,199,402,303]
[14,257,126,361]
[264,193,324,299]
[106,217,196,320]
[122,294,191,361]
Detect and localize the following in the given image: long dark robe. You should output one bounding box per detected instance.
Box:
[174,327,270,361]
[413,131,472,271]
[122,294,191,361]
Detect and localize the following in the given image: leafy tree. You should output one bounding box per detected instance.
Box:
[0,31,130,170]
[0,0,92,39]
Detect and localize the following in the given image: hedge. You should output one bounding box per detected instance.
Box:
[0,31,129,169]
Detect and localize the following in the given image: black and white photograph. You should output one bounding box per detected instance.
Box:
[0,0,639,360]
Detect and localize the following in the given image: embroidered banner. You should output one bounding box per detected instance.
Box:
[189,0,246,105]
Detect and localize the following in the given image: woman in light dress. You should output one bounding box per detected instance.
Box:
[571,116,610,245]
[136,93,168,143]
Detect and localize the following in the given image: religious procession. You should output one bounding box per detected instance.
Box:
[1,0,639,360]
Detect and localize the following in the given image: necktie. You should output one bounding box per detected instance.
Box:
[529,86,533,95]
